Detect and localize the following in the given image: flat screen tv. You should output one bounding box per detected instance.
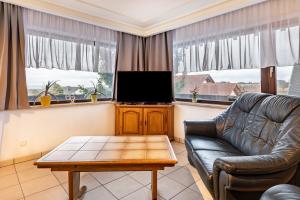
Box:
[117,71,173,103]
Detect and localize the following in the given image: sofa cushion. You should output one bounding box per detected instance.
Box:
[185,135,240,153]
[194,150,243,176]
[191,149,243,191]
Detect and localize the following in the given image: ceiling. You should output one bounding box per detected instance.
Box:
[3,0,265,36]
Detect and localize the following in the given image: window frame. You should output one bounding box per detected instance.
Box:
[28,67,277,107]
[174,66,277,105]
[29,97,112,106]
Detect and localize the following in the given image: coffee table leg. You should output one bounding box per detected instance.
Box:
[152,170,158,200]
[68,171,87,200]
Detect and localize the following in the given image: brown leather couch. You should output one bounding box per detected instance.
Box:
[184,93,300,200]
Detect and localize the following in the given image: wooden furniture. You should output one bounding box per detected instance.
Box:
[115,104,174,139]
[34,135,177,200]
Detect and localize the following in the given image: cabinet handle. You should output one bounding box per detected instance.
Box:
[144,120,147,126]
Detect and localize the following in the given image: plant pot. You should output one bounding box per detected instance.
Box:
[40,95,51,107]
[91,94,98,103]
[192,94,197,103]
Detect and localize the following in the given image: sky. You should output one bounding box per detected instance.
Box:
[26,66,294,89]
[26,68,99,89]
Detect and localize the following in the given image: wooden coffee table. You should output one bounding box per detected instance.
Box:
[35,135,177,200]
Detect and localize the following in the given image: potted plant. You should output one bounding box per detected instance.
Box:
[34,81,58,107]
[190,86,199,103]
[79,81,105,103]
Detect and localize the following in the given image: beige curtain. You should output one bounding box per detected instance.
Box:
[0,2,28,110]
[115,31,173,71]
[115,32,146,71]
[113,31,173,99]
[145,31,173,71]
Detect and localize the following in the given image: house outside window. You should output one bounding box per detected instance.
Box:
[174,69,261,102]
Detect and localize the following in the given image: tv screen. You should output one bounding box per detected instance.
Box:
[117,71,173,103]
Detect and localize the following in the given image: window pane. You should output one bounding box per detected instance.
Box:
[174,68,261,101]
[26,68,114,102]
[277,66,299,96]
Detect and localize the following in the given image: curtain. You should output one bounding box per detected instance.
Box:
[0,2,28,110]
[173,0,300,73]
[145,31,173,71]
[115,31,173,71]
[23,9,117,73]
[115,32,145,71]
[113,31,173,99]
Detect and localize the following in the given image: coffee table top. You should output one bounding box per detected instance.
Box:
[35,136,177,167]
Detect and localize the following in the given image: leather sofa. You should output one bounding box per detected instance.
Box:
[184,93,300,200]
[260,184,300,200]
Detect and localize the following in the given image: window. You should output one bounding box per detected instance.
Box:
[23,9,117,104]
[277,66,300,96]
[25,33,116,103]
[174,69,261,102]
[26,68,114,103]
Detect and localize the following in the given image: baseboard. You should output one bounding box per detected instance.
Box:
[0,150,51,168]
[174,137,185,143]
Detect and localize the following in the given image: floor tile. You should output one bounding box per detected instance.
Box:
[171,142,186,154]
[167,167,195,187]
[62,173,100,192]
[92,171,126,184]
[194,179,213,200]
[147,176,185,200]
[159,166,181,176]
[105,175,143,199]
[172,188,204,200]
[185,164,201,181]
[15,160,36,172]
[176,154,189,166]
[25,186,67,200]
[17,168,51,183]
[121,187,165,200]
[0,185,23,200]
[0,165,16,177]
[176,150,188,157]
[21,174,59,196]
[129,171,163,186]
[0,173,19,190]
[189,183,201,194]
[52,171,68,184]
[83,186,117,200]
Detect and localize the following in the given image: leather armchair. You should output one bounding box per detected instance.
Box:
[185,93,300,200]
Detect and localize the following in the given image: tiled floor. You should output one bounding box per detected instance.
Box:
[0,142,213,200]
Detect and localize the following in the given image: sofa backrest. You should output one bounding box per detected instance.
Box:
[215,93,269,154]
[216,93,300,155]
[257,96,300,156]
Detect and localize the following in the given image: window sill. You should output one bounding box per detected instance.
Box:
[173,100,230,109]
[29,100,114,110]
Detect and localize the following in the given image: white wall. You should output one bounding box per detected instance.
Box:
[0,102,227,161]
[174,103,227,140]
[0,103,115,161]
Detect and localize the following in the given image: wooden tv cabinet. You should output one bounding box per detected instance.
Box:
[115,104,174,140]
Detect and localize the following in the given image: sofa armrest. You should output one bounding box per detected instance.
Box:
[184,120,217,137]
[214,154,294,175]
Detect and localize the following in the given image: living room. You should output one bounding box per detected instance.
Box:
[1,0,300,200]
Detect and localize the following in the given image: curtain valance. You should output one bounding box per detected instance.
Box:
[173,0,300,73]
[23,9,117,72]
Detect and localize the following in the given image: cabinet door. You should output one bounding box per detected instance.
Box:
[143,108,168,135]
[118,108,143,135]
